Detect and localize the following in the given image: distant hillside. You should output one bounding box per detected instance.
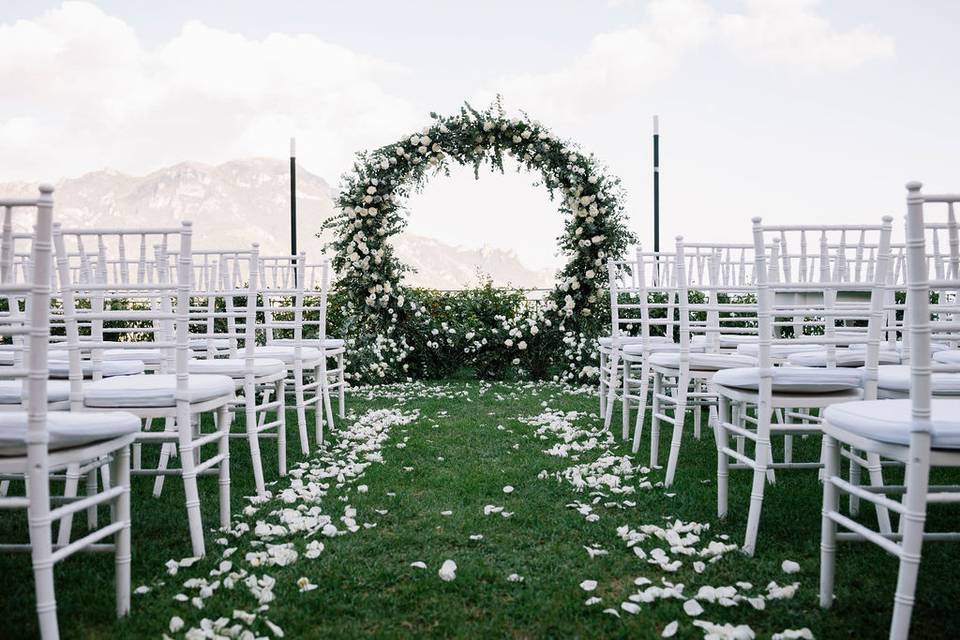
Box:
[0,159,555,289]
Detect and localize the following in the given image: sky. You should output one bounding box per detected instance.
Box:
[1,0,958,270]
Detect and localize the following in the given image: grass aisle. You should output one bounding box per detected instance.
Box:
[2,381,959,638]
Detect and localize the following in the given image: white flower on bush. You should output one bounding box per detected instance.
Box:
[518,341,527,350]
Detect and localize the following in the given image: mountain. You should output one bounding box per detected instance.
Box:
[0,159,555,289]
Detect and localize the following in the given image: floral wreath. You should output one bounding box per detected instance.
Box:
[324,99,634,382]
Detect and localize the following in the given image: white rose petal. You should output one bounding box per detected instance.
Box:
[781,560,801,574]
[683,599,704,617]
[410,561,427,569]
[662,620,679,637]
[579,579,598,591]
[438,559,457,582]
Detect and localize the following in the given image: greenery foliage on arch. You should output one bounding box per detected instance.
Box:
[323,100,635,383]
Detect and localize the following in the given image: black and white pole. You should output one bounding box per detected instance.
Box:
[653,115,660,255]
[290,137,298,283]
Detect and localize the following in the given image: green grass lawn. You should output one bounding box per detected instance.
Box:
[1,380,959,639]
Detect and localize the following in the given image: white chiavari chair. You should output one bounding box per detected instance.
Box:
[711,218,895,555]
[603,248,698,441]
[269,260,345,425]
[180,246,288,497]
[646,239,759,485]
[255,255,333,449]
[54,222,236,558]
[0,186,140,639]
[819,183,960,639]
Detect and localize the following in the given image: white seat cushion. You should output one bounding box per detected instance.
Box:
[103,348,166,365]
[83,374,235,408]
[0,380,72,405]
[623,341,707,356]
[189,338,232,350]
[597,335,671,348]
[718,334,759,348]
[877,365,960,396]
[252,345,322,364]
[825,399,960,449]
[188,357,286,378]
[47,359,145,379]
[934,350,960,366]
[269,338,346,350]
[648,352,757,371]
[786,349,901,368]
[736,343,825,357]
[0,411,141,456]
[712,366,863,393]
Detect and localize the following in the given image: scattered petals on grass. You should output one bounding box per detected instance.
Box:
[438,559,457,582]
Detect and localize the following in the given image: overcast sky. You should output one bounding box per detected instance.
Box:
[1,1,957,269]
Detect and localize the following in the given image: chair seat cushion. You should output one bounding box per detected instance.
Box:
[47,359,145,379]
[786,349,901,368]
[597,335,671,348]
[83,374,235,408]
[103,348,166,365]
[252,345,322,363]
[623,341,706,356]
[825,399,960,449]
[0,411,141,456]
[648,352,757,371]
[712,366,862,393]
[0,380,72,405]
[269,338,346,350]
[189,338,232,350]
[877,365,960,396]
[934,350,960,366]
[187,358,286,378]
[718,334,759,348]
[735,343,825,357]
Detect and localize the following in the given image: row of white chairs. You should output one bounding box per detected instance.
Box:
[599,183,960,639]
[0,188,346,639]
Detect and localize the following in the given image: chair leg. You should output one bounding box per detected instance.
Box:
[664,374,690,487]
[621,360,632,441]
[178,413,206,558]
[112,444,132,618]
[743,410,771,556]
[602,349,620,432]
[337,352,346,420]
[692,381,702,440]
[599,350,607,418]
[889,434,931,640]
[56,463,81,546]
[85,470,98,531]
[244,381,266,497]
[217,404,232,531]
[865,452,892,534]
[276,380,287,477]
[152,417,177,498]
[819,433,840,609]
[716,397,731,519]
[293,365,309,454]
[27,468,59,640]
[631,364,650,454]
[849,447,862,516]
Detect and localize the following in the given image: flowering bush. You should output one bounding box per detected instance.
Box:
[323,99,634,384]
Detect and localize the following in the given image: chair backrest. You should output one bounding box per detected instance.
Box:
[53,223,193,407]
[904,184,960,400]
[607,247,679,348]
[0,185,54,438]
[674,240,759,354]
[185,247,259,360]
[751,218,894,393]
[257,254,307,348]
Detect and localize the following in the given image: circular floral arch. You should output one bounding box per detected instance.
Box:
[324,100,635,382]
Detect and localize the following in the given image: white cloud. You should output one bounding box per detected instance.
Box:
[0,1,418,181]
[718,0,895,73]
[485,0,893,123]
